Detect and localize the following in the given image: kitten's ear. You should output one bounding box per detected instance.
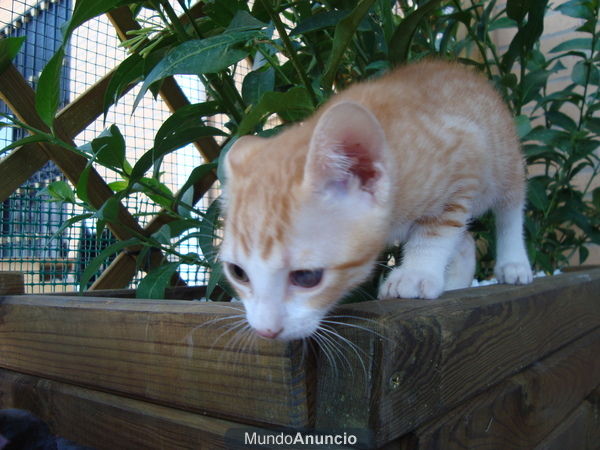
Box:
[222,135,264,179]
[305,101,387,198]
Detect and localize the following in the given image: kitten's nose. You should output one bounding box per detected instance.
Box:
[255,327,283,339]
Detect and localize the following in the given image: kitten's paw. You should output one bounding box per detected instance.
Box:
[495,261,533,285]
[378,268,444,300]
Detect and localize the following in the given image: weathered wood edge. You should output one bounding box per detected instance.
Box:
[0,272,24,295]
[0,296,310,428]
[0,368,244,449]
[390,327,600,448]
[314,268,600,446]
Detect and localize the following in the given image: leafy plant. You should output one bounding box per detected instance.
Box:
[1,0,598,298]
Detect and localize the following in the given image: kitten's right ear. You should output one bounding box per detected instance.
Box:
[304,101,389,202]
[222,135,263,179]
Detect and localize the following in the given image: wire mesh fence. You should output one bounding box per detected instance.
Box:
[1,0,220,293]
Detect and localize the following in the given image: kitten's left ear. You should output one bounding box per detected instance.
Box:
[305,101,388,199]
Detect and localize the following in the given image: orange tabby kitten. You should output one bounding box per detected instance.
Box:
[220,60,533,341]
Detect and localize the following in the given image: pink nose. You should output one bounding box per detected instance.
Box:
[255,327,283,339]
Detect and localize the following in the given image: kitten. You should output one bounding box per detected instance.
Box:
[220,60,533,341]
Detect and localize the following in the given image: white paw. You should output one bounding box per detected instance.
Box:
[378,267,444,300]
[495,261,533,285]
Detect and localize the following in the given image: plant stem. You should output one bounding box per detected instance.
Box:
[260,0,319,106]
[176,0,204,39]
[158,0,191,41]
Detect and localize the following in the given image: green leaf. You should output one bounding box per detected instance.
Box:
[131,126,224,182]
[592,186,600,209]
[50,213,94,240]
[515,115,532,138]
[242,67,275,105]
[63,0,131,40]
[205,260,224,300]
[204,0,250,27]
[556,0,595,20]
[547,111,578,131]
[136,262,180,299]
[35,46,65,129]
[134,31,260,110]
[0,36,25,73]
[95,196,121,224]
[109,180,129,192]
[237,86,314,135]
[521,69,549,103]
[549,37,593,53]
[198,199,221,264]
[290,9,351,36]
[43,180,76,203]
[579,246,589,264]
[161,219,204,240]
[89,125,126,170]
[389,0,444,64]
[528,177,550,211]
[175,162,217,208]
[584,117,600,134]
[154,102,224,151]
[572,60,600,86]
[227,9,267,31]
[103,53,144,118]
[76,165,92,204]
[321,0,378,90]
[488,17,518,31]
[137,178,174,209]
[79,237,139,291]
[0,134,51,156]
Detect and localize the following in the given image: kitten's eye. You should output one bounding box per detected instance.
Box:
[289,269,324,288]
[227,263,249,283]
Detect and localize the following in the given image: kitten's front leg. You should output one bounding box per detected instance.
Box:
[379,212,470,300]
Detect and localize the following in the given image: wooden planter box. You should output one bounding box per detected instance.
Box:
[0,268,599,449]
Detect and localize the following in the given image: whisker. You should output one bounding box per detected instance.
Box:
[320,317,392,343]
[311,332,338,375]
[314,328,351,374]
[318,325,368,380]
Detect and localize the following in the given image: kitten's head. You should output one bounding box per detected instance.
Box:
[220,101,392,340]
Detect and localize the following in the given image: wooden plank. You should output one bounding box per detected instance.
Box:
[0,295,311,428]
[391,328,600,449]
[0,368,243,449]
[584,386,600,447]
[0,144,49,202]
[533,401,595,450]
[314,268,600,446]
[57,66,135,139]
[0,272,23,295]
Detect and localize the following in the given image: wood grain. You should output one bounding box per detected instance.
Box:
[0,272,24,295]
[392,328,600,449]
[0,295,310,428]
[533,400,597,450]
[0,145,49,203]
[0,368,243,449]
[314,268,600,446]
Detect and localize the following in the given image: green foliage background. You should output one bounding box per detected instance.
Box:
[1,0,598,298]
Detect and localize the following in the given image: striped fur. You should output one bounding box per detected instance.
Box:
[220,60,532,340]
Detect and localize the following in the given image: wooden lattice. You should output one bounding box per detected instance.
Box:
[0,4,220,290]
